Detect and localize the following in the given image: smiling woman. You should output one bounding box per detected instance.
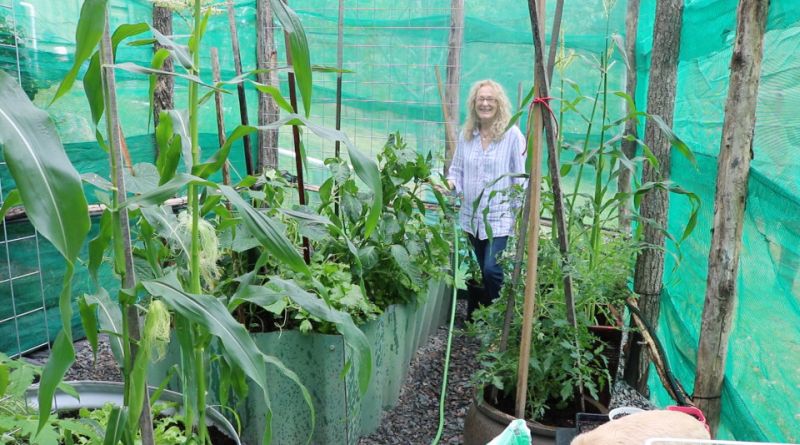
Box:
[446,79,526,318]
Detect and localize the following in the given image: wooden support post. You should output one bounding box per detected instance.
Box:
[693,0,769,435]
[99,15,155,445]
[628,0,684,396]
[443,0,463,176]
[256,0,280,171]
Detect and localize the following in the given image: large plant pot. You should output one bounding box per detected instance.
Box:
[463,392,555,445]
[25,380,241,444]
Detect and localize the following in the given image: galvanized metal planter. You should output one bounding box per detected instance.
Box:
[238,279,450,445]
[149,279,449,445]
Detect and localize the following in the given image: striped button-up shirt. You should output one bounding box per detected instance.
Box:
[447,126,527,240]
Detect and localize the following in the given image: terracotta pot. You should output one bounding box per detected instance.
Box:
[463,392,555,445]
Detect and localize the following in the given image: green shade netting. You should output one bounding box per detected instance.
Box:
[0,0,798,440]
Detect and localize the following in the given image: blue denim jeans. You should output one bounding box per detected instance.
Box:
[468,234,508,304]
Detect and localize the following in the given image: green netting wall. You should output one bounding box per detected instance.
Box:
[0,0,798,441]
[639,0,800,442]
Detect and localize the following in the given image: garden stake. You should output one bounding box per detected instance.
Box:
[210,47,231,186]
[499,0,564,361]
[283,0,311,264]
[334,0,344,217]
[99,15,156,444]
[518,0,584,418]
[226,0,255,176]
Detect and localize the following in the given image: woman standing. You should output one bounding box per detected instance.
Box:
[447,79,527,317]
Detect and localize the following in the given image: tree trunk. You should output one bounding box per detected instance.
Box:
[627,0,683,396]
[257,0,280,171]
[693,0,768,435]
[152,5,173,159]
[443,0,463,176]
[618,0,639,233]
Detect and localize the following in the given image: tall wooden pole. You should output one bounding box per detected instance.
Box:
[256,0,280,171]
[627,0,684,395]
[515,0,546,418]
[618,0,640,233]
[693,0,769,435]
[516,0,579,418]
[227,0,255,176]
[100,15,155,445]
[500,0,564,365]
[443,0,464,176]
[333,0,344,217]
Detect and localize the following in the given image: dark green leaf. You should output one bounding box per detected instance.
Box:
[0,189,20,220]
[267,277,372,395]
[51,0,108,104]
[0,71,90,262]
[193,125,258,178]
[78,296,99,362]
[37,331,76,433]
[270,0,312,116]
[85,288,124,364]
[88,210,112,284]
[219,185,309,276]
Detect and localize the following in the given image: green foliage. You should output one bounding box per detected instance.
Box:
[319,132,451,309]
[282,260,381,331]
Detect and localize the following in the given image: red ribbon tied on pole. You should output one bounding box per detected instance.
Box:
[523,96,558,156]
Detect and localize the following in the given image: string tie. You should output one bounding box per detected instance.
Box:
[523,96,558,156]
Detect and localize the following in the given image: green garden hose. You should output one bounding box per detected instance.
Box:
[430,218,460,445]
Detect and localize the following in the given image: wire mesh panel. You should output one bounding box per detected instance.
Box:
[271,0,455,186]
[0,0,51,358]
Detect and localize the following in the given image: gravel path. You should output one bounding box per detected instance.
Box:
[358,301,480,445]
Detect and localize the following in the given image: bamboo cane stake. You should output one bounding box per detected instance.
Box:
[516,0,582,418]
[514,0,547,420]
[99,15,155,445]
[500,0,564,358]
[693,0,769,434]
[226,0,255,176]
[211,48,231,186]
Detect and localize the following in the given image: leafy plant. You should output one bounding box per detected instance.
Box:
[318,132,451,309]
[467,20,700,424]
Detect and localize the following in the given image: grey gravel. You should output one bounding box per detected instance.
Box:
[359,300,480,445]
[25,334,123,383]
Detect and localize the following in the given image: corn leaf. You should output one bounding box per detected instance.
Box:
[267,277,372,395]
[219,185,310,276]
[51,0,108,104]
[0,71,89,262]
[270,0,312,116]
[143,273,274,443]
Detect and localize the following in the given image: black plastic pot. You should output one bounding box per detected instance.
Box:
[26,380,241,444]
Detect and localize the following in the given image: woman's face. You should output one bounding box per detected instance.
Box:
[474,85,498,124]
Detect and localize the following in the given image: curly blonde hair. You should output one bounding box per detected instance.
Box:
[463,79,512,143]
